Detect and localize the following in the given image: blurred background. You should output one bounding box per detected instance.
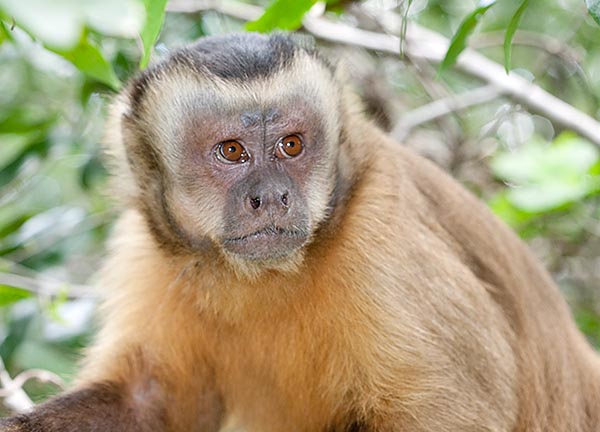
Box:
[0,0,599,412]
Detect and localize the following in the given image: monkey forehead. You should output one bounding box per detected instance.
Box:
[127,57,341,147]
[129,33,330,105]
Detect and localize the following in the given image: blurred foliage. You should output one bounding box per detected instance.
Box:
[588,0,600,25]
[491,132,600,217]
[246,0,318,31]
[140,0,168,68]
[0,0,145,88]
[503,0,529,72]
[438,0,498,74]
[0,0,599,407]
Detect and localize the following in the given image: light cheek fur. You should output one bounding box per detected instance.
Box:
[169,184,226,243]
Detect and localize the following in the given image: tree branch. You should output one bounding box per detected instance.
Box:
[371,11,600,145]
[392,85,503,142]
[167,0,600,146]
[0,272,92,299]
[0,369,64,399]
[0,354,65,413]
[0,357,34,414]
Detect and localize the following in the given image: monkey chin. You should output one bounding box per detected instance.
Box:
[219,231,309,280]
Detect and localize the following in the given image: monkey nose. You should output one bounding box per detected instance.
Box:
[280,192,289,207]
[246,191,290,213]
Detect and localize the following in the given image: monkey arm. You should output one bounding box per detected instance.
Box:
[0,382,158,432]
[0,345,223,432]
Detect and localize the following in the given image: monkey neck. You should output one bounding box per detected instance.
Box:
[108,196,358,324]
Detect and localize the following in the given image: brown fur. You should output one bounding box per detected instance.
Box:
[2,34,599,431]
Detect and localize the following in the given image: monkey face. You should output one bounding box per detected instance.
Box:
[118,36,342,268]
[180,100,330,262]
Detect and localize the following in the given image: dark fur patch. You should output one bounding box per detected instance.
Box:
[172,33,298,81]
[0,382,164,432]
[325,419,370,432]
[347,421,368,431]
[128,66,155,114]
[128,33,324,114]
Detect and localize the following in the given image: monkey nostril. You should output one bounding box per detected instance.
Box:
[249,196,262,210]
[280,192,289,207]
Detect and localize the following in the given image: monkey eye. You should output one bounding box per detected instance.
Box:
[275,134,303,159]
[216,140,249,163]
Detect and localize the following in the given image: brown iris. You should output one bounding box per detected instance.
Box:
[217,140,248,163]
[275,134,303,159]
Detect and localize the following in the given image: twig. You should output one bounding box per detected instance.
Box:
[3,211,112,264]
[0,369,65,398]
[0,272,92,299]
[348,4,462,141]
[401,58,464,144]
[392,85,503,142]
[168,0,261,20]
[0,357,34,414]
[472,30,584,64]
[308,11,600,145]
[167,0,600,146]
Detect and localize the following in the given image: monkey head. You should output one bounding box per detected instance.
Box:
[108,33,346,271]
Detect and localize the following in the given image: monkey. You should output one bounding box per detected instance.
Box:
[1,32,600,432]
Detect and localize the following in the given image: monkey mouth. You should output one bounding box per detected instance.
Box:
[222,226,309,260]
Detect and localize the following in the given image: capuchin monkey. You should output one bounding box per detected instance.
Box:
[2,33,600,432]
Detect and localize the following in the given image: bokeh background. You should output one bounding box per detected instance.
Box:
[0,0,599,412]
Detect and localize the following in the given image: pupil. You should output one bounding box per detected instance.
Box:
[228,146,237,154]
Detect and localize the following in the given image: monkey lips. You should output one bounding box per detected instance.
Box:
[221,225,309,261]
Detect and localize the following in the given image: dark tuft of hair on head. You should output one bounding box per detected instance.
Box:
[127,33,332,113]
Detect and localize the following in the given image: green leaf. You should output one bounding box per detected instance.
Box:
[506,181,591,213]
[0,19,13,44]
[0,107,55,134]
[488,192,535,227]
[0,0,143,88]
[0,283,33,307]
[52,38,121,90]
[246,0,317,32]
[439,0,497,74]
[587,0,600,26]
[0,133,42,171]
[139,0,168,69]
[504,0,529,73]
[0,0,144,49]
[576,309,600,347]
[492,134,599,184]
[491,132,600,212]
